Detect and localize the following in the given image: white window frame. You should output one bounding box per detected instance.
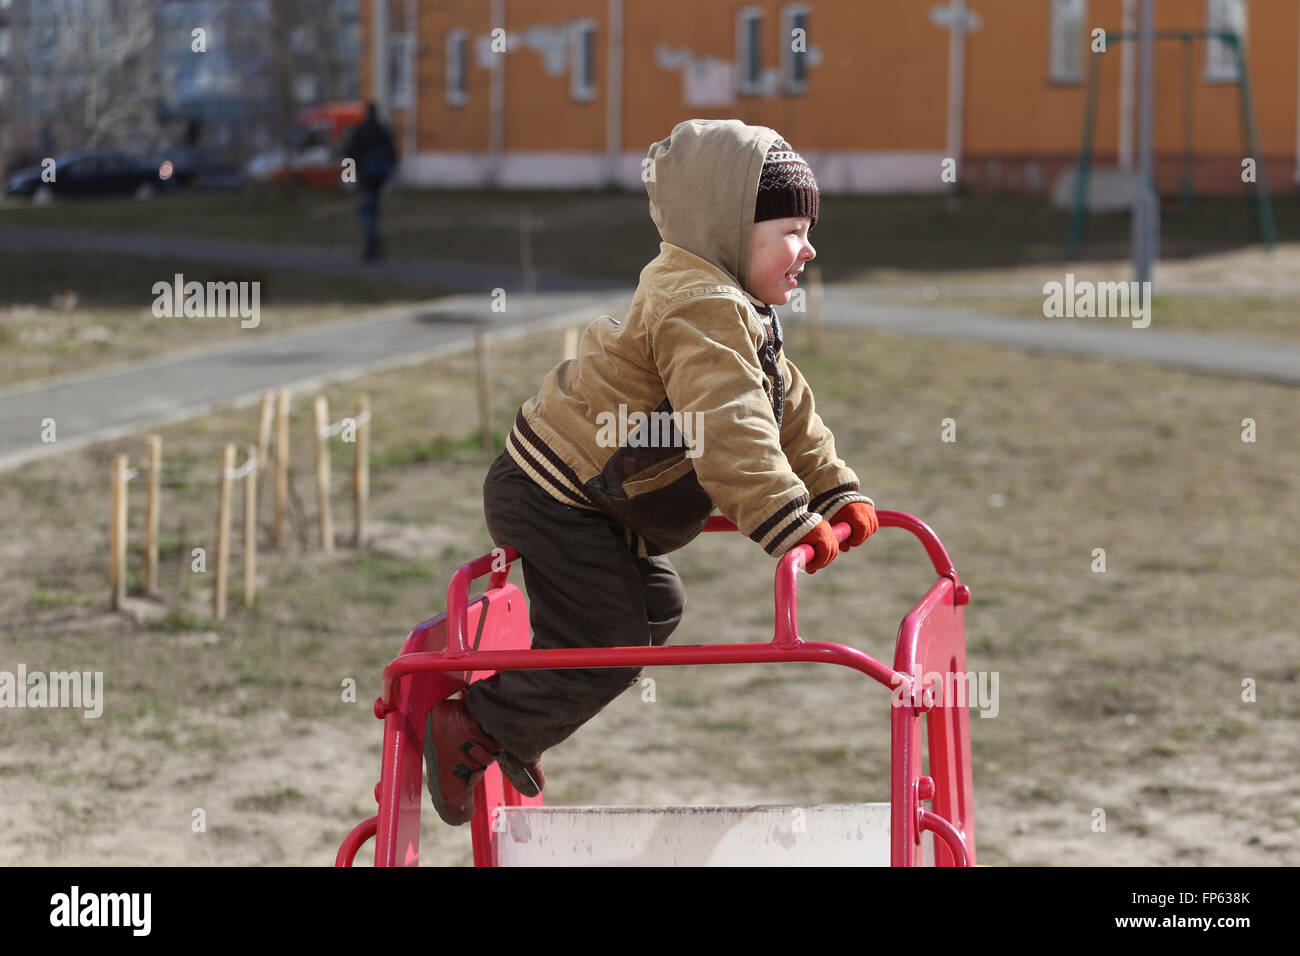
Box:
[1049,0,1087,84]
[446,28,468,106]
[736,5,764,95]
[569,18,597,102]
[289,24,313,57]
[1206,0,1247,82]
[390,31,414,110]
[781,4,810,95]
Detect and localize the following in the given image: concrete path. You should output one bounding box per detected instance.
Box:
[819,286,1300,386]
[0,290,632,472]
[861,281,1300,299]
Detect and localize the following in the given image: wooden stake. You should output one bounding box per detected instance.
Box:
[145,435,161,596]
[475,327,493,454]
[314,396,334,553]
[808,264,824,354]
[353,394,369,548]
[214,443,234,621]
[256,390,274,503]
[274,388,289,547]
[244,443,257,606]
[109,454,128,610]
[563,326,578,361]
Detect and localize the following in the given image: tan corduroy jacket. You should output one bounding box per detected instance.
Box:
[504,118,872,558]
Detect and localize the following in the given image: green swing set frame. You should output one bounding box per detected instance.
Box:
[1066,29,1276,260]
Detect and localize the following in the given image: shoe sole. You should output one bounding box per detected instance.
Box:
[424,708,471,827]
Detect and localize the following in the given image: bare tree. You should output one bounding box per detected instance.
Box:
[267,0,358,120]
[38,0,162,150]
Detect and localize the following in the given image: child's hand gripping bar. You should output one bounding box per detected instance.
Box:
[765,510,970,647]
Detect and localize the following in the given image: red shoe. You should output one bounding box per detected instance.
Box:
[498,751,546,797]
[423,699,502,826]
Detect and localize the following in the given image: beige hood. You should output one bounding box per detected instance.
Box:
[645,118,783,295]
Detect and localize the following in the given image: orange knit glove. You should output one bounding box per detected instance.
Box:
[835,502,879,553]
[794,520,839,573]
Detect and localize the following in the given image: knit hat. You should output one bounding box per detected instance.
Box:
[754,137,819,228]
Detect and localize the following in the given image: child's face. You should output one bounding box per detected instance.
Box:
[746,216,815,306]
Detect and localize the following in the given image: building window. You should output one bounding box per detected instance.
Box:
[1049,0,1086,84]
[570,18,597,102]
[736,5,763,95]
[0,27,10,58]
[390,32,414,109]
[781,4,810,94]
[289,24,313,56]
[294,75,317,104]
[446,28,468,106]
[1206,0,1247,81]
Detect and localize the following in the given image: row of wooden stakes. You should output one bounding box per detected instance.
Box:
[108,390,371,621]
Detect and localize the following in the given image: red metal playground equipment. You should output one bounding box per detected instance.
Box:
[337,511,976,867]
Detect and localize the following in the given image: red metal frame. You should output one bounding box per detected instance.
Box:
[336,510,975,867]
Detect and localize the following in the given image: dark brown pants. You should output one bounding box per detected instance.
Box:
[463,450,686,763]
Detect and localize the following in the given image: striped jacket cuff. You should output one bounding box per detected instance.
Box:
[750,494,824,557]
[810,482,873,523]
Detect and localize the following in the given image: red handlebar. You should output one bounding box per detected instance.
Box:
[445,510,967,655]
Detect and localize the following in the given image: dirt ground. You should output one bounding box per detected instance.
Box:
[1,315,1297,867]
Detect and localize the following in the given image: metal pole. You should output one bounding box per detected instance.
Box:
[404,0,418,183]
[1118,0,1136,170]
[489,0,506,185]
[945,0,967,187]
[1067,49,1102,261]
[1180,35,1194,209]
[1232,33,1277,252]
[1133,0,1157,287]
[371,0,391,118]
[606,0,624,187]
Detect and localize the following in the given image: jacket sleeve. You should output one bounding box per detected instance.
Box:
[777,351,874,522]
[652,295,823,556]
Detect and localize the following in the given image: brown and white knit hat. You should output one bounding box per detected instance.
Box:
[754,137,819,228]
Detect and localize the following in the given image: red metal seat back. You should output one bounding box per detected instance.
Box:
[371,580,537,866]
[892,576,976,866]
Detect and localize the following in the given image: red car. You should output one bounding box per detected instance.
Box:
[245,101,366,190]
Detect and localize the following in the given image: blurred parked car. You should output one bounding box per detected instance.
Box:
[3,150,174,200]
[150,144,247,190]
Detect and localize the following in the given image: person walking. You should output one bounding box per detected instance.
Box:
[344,102,398,262]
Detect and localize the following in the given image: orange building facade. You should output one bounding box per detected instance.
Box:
[360,0,1300,194]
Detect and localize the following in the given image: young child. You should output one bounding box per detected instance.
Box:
[425,119,878,826]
